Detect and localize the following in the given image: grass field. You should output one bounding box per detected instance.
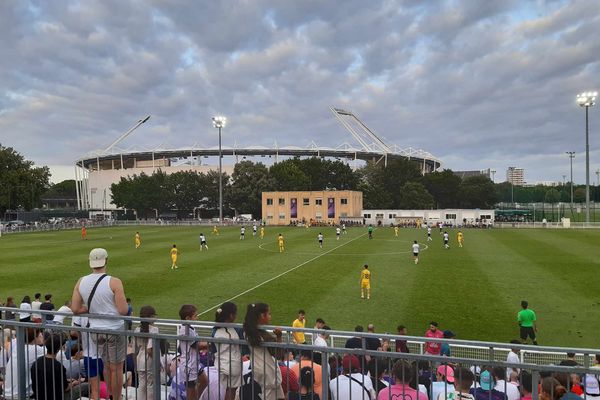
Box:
[1,225,599,348]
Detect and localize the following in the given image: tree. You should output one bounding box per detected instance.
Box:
[458,176,497,208]
[42,180,77,199]
[574,187,586,203]
[295,157,358,190]
[228,161,274,217]
[381,159,423,207]
[270,160,309,191]
[168,171,208,211]
[544,188,561,204]
[422,169,461,208]
[398,182,434,209]
[0,144,50,213]
[110,170,173,218]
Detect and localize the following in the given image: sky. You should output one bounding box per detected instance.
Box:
[0,0,599,184]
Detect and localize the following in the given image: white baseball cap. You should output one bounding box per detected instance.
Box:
[89,248,108,268]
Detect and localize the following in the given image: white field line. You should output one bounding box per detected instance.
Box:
[197,231,368,316]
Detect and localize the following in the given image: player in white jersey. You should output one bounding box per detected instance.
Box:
[412,240,420,264]
[253,224,257,236]
[443,231,449,249]
[342,223,347,234]
[199,233,208,251]
[240,226,245,240]
[427,226,433,241]
[336,227,341,240]
[318,233,324,248]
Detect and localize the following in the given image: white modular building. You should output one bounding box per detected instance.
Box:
[362,209,495,226]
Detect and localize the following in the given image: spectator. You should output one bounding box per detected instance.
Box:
[31,293,42,323]
[492,366,520,400]
[569,373,584,397]
[313,325,330,365]
[61,343,85,381]
[440,330,455,357]
[276,351,300,397]
[520,371,533,400]
[71,248,129,400]
[442,367,475,400]
[377,360,427,400]
[432,365,455,400]
[425,322,444,355]
[418,361,434,395]
[365,324,382,351]
[214,301,242,400]
[53,300,73,325]
[345,325,364,350]
[329,354,375,400]
[292,309,306,344]
[395,325,410,353]
[135,305,159,400]
[298,366,321,400]
[470,370,507,400]
[506,340,521,379]
[558,352,578,366]
[368,359,390,394]
[30,332,88,400]
[3,327,45,399]
[243,302,285,400]
[19,295,32,322]
[291,349,324,398]
[4,297,17,320]
[583,372,600,398]
[552,372,582,400]
[72,314,104,399]
[540,377,567,400]
[517,301,538,345]
[39,293,55,321]
[125,297,133,330]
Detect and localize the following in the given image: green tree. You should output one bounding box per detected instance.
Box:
[270,160,309,191]
[110,170,173,218]
[168,171,207,211]
[422,169,461,208]
[42,180,76,198]
[574,187,586,203]
[544,188,561,204]
[0,144,50,212]
[228,161,274,217]
[398,182,434,209]
[459,176,497,208]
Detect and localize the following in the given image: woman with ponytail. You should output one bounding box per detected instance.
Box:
[214,302,242,400]
[540,377,568,400]
[243,302,284,400]
[135,305,158,400]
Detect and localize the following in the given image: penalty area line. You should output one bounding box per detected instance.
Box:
[197,231,368,316]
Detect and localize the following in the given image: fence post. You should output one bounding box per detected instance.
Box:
[16,324,27,400]
[152,337,162,400]
[321,348,329,400]
[532,370,540,399]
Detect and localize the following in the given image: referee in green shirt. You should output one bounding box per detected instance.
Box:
[518,300,538,345]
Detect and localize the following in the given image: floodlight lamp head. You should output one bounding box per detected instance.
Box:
[577,91,597,107]
[212,115,227,128]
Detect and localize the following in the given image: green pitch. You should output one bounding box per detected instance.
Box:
[1,225,599,348]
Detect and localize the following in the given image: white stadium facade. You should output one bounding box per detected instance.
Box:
[74,108,442,211]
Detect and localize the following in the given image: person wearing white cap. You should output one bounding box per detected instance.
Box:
[71,248,128,400]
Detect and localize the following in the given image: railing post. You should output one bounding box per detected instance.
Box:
[532,370,540,399]
[16,324,27,400]
[321,348,329,400]
[152,337,162,400]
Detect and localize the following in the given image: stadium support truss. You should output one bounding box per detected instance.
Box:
[75,108,441,210]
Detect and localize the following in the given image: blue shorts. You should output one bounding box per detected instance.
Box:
[84,356,104,378]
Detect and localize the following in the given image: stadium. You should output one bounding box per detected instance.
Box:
[74,107,442,211]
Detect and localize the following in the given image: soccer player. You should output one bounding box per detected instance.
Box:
[317,232,324,248]
[212,225,219,235]
[360,264,371,299]
[518,300,538,345]
[260,226,265,239]
[292,310,306,344]
[240,226,245,240]
[134,231,141,249]
[394,226,399,237]
[336,227,341,240]
[457,230,464,248]
[412,240,420,264]
[81,226,87,240]
[253,224,257,237]
[368,224,374,239]
[443,231,449,249]
[199,233,208,251]
[439,221,443,233]
[342,223,347,234]
[427,226,432,241]
[278,233,285,253]
[170,244,178,269]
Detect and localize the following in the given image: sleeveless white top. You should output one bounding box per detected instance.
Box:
[78,273,124,330]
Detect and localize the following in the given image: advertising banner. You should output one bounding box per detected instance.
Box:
[290,198,298,218]
[327,197,335,218]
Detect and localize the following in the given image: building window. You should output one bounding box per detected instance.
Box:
[266,198,273,205]
[388,214,397,219]
[303,198,310,206]
[315,199,322,205]
[480,214,491,220]
[279,213,286,219]
[267,214,273,219]
[363,213,371,218]
[376,213,384,218]
[446,214,457,219]
[341,198,348,205]
[279,198,285,205]
[341,212,348,218]
[316,212,322,219]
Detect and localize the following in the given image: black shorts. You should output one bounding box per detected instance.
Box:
[413,252,419,257]
[520,326,536,340]
[319,240,323,244]
[201,241,206,245]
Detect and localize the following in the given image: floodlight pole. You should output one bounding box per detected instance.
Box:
[212,116,227,224]
[577,91,597,225]
[566,152,575,214]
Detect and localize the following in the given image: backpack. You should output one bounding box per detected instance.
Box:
[239,369,262,400]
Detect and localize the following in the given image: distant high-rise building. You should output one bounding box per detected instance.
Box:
[506,167,525,186]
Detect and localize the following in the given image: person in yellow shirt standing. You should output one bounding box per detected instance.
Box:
[134,231,141,249]
[457,231,464,248]
[260,226,265,239]
[394,226,399,237]
[278,233,285,253]
[292,310,306,344]
[212,225,219,235]
[170,244,178,269]
[360,264,371,300]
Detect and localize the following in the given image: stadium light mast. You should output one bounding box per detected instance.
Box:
[104,115,151,153]
[212,116,227,223]
[490,169,496,183]
[577,91,597,225]
[566,152,575,214]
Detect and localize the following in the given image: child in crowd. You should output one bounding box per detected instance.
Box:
[214,301,242,400]
[135,305,159,400]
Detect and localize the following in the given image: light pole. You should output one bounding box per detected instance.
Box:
[212,116,227,223]
[577,91,597,224]
[566,151,575,214]
[490,169,496,182]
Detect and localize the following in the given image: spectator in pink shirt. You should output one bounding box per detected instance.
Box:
[425,321,444,355]
[377,360,428,400]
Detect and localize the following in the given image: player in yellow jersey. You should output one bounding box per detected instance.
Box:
[360,264,371,300]
[170,244,178,269]
[212,225,219,235]
[457,231,464,248]
[260,226,265,239]
[134,231,141,249]
[278,234,285,253]
[394,226,399,237]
